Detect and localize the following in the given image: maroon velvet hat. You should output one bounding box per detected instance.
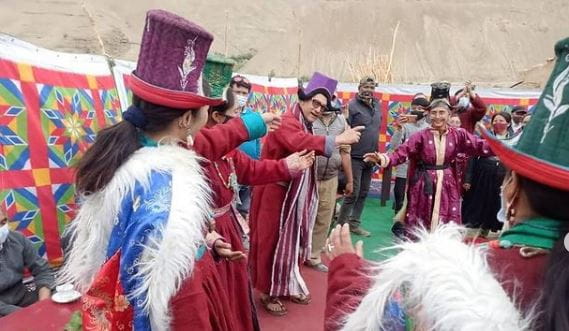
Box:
[130,9,223,109]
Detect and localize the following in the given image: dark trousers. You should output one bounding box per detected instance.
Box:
[236,185,251,216]
[393,177,407,213]
[337,158,374,227]
[0,283,38,316]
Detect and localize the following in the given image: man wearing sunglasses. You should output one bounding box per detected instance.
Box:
[230,75,258,219]
[0,208,54,316]
[249,72,364,316]
[336,76,381,237]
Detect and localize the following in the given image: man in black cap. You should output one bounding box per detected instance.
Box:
[337,76,381,237]
[510,105,528,135]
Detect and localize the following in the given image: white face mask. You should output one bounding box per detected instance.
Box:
[496,192,508,224]
[0,224,9,248]
[236,95,248,108]
[497,177,514,224]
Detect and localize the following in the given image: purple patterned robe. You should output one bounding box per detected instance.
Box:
[388,127,492,230]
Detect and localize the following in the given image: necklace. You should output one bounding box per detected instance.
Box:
[213,157,242,205]
[213,157,238,190]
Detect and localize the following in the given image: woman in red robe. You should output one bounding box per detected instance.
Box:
[249,72,364,316]
[59,10,281,330]
[325,37,569,331]
[196,88,315,331]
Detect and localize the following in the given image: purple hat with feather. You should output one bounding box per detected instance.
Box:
[130,9,223,109]
[299,72,338,110]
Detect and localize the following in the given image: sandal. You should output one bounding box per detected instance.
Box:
[260,294,288,316]
[289,293,312,305]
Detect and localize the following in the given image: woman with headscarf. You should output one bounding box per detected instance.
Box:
[324,36,569,331]
[364,98,493,233]
[462,112,513,235]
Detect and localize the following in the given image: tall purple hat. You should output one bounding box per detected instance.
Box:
[299,72,338,110]
[130,9,223,109]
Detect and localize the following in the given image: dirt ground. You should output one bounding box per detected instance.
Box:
[1,0,568,87]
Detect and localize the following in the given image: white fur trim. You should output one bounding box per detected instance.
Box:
[341,224,533,331]
[59,145,211,330]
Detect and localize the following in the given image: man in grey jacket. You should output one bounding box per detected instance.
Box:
[0,209,54,316]
[337,76,381,237]
[306,98,353,272]
[390,94,431,214]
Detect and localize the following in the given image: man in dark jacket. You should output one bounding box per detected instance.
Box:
[336,76,381,236]
[0,209,54,316]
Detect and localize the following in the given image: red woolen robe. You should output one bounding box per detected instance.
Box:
[198,123,293,331]
[249,107,334,297]
[325,249,547,331]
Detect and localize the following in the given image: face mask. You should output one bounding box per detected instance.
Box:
[359,91,373,102]
[0,224,9,248]
[236,95,248,107]
[497,177,514,224]
[410,110,425,121]
[493,123,508,134]
[457,96,471,112]
[496,192,508,224]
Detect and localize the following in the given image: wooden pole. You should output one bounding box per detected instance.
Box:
[297,28,303,78]
[224,10,229,56]
[385,21,400,83]
[380,166,393,207]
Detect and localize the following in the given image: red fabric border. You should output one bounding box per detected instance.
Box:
[129,75,223,109]
[482,129,569,191]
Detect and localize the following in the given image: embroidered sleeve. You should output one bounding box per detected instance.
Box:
[119,172,173,330]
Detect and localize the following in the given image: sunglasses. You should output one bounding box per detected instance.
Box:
[231,76,251,88]
[311,98,328,112]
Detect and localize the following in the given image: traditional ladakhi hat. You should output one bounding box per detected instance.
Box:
[203,53,236,98]
[482,37,569,191]
[430,81,451,101]
[299,72,339,110]
[130,9,223,109]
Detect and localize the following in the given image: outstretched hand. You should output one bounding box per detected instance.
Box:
[326,224,364,260]
[363,152,380,164]
[214,240,246,261]
[261,113,282,132]
[285,150,315,175]
[336,126,364,145]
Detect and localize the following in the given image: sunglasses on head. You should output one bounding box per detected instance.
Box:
[231,76,251,88]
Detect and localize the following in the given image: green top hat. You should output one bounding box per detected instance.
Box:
[483,37,569,191]
[203,53,235,98]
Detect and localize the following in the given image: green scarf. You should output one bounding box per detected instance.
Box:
[499,217,566,250]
